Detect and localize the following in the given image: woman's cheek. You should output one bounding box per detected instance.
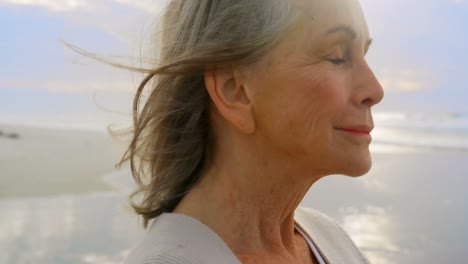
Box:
[316,72,350,107]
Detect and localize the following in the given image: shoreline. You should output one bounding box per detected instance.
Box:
[0,123,127,199]
[1,122,466,200]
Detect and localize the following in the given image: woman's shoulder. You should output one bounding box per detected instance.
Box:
[295,206,370,264]
[124,213,240,264]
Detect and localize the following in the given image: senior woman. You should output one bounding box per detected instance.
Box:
[124,0,384,263]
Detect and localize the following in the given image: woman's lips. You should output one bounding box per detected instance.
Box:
[339,129,371,136]
[340,129,370,135]
[336,126,373,141]
[337,125,373,134]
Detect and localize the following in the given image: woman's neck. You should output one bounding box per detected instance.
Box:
[173,135,322,262]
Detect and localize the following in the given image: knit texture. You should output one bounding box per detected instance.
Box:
[124,207,369,264]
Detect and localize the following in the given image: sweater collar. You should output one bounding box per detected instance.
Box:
[294,206,369,264]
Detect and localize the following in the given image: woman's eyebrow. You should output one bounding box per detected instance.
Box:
[326,25,374,54]
[326,25,357,40]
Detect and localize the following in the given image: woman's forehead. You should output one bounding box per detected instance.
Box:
[291,0,370,40]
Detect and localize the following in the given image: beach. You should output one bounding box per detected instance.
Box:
[0,124,142,264]
[0,124,126,198]
[1,119,467,264]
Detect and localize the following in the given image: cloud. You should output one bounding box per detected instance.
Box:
[394,80,424,92]
[0,79,137,93]
[0,0,92,11]
[0,0,166,13]
[0,0,161,95]
[375,68,437,93]
[113,0,167,14]
[379,78,426,93]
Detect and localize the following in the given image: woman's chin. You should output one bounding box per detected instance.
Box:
[339,153,373,177]
[346,165,371,177]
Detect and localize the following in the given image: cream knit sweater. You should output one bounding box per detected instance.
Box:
[125,207,369,264]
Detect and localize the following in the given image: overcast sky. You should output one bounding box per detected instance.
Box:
[0,0,467,130]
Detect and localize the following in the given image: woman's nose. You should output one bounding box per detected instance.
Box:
[354,61,385,108]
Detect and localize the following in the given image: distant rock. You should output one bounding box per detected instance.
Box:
[0,130,20,140]
[6,132,20,139]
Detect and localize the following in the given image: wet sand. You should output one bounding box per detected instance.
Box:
[304,149,468,264]
[0,124,127,199]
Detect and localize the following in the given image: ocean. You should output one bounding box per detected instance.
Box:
[372,112,468,152]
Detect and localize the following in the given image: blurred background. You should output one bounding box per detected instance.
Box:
[1,0,467,264]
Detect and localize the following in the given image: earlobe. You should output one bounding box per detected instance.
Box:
[204,67,256,134]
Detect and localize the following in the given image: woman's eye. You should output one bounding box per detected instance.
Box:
[327,58,347,65]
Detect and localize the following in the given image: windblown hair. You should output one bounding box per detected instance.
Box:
[123,0,297,228]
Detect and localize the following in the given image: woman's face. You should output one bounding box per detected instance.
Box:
[246,0,384,177]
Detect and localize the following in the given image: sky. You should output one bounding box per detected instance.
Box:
[0,0,467,130]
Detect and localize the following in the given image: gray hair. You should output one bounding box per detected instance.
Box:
[123,0,298,228]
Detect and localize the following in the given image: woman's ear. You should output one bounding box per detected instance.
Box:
[204,66,256,134]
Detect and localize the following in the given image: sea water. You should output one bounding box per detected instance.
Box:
[372,112,468,152]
